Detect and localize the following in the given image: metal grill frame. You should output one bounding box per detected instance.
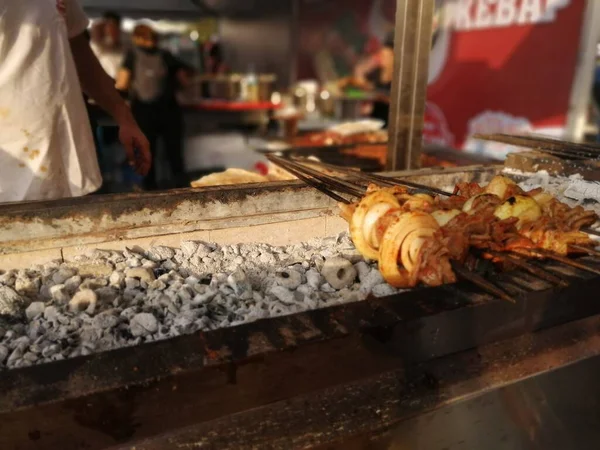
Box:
[2,251,600,449]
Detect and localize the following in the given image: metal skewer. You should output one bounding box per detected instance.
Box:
[474,133,600,160]
[512,248,600,276]
[451,261,517,303]
[268,155,366,198]
[294,158,453,196]
[266,155,352,204]
[482,250,569,287]
[569,245,600,258]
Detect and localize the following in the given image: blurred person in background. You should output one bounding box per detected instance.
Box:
[91,11,124,80]
[205,40,229,75]
[90,11,129,192]
[116,24,192,190]
[89,20,105,50]
[351,32,394,126]
[592,55,600,143]
[0,0,150,202]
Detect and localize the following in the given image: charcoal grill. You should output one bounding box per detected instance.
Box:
[1,166,600,449]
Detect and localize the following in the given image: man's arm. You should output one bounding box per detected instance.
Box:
[69,33,151,176]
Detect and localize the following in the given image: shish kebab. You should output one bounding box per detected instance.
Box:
[339,175,598,289]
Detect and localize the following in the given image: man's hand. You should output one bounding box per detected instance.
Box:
[69,33,151,176]
[118,117,151,176]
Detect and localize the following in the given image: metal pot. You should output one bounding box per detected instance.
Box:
[201,74,277,102]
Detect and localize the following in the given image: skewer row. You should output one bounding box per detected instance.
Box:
[267,154,600,303]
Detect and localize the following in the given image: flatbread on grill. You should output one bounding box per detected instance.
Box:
[191,169,270,187]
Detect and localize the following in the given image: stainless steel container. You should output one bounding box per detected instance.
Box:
[201,74,277,102]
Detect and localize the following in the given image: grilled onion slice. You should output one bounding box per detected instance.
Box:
[462,193,502,215]
[431,209,462,227]
[403,193,435,211]
[338,202,356,223]
[350,191,400,260]
[484,175,517,199]
[494,195,542,227]
[378,212,439,288]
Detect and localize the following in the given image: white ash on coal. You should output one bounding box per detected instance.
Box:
[0,233,398,370]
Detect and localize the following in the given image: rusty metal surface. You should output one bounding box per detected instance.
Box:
[505,151,600,181]
[1,255,600,449]
[126,313,600,450]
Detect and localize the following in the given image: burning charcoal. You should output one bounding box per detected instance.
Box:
[269,286,297,305]
[149,280,167,291]
[41,344,59,358]
[173,310,200,332]
[153,267,169,279]
[359,269,385,295]
[39,284,54,300]
[147,246,176,263]
[69,261,113,278]
[0,345,8,363]
[81,278,108,290]
[124,278,140,290]
[275,269,302,290]
[180,241,198,260]
[92,311,119,330]
[296,284,313,297]
[63,274,81,291]
[52,268,76,285]
[95,286,118,303]
[184,276,200,287]
[0,270,16,286]
[311,255,326,271]
[125,267,156,284]
[7,342,27,365]
[10,336,30,350]
[320,283,337,293]
[200,274,213,285]
[109,271,124,287]
[164,300,180,316]
[43,305,59,322]
[49,284,69,303]
[371,284,397,297]
[127,258,142,268]
[192,288,217,306]
[178,286,194,303]
[0,232,386,369]
[25,302,45,321]
[15,276,40,296]
[305,269,322,290]
[130,313,158,337]
[162,260,178,272]
[88,249,112,260]
[23,352,38,363]
[142,260,159,270]
[0,285,24,315]
[69,289,97,314]
[321,257,357,290]
[108,251,125,263]
[354,261,371,282]
[227,269,252,299]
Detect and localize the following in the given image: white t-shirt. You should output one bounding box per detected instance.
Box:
[0,0,102,203]
[91,42,123,79]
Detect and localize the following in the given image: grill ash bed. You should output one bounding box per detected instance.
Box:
[2,166,600,449]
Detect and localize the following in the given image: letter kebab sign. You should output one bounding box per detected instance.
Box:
[452,0,570,30]
[424,0,587,159]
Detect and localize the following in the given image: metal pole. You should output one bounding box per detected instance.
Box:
[386,0,435,170]
[565,0,600,141]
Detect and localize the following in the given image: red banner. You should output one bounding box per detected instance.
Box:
[297,0,587,159]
